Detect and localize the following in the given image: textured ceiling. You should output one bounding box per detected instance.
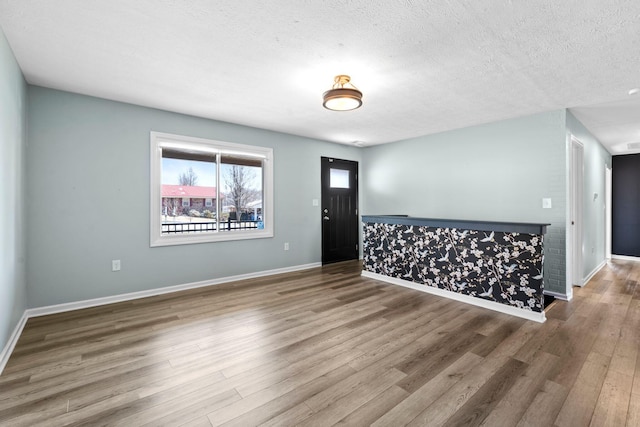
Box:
[1,0,639,152]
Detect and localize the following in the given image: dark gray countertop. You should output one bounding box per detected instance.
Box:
[362,215,549,234]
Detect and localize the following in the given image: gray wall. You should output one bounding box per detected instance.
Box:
[361,111,568,294]
[26,86,362,307]
[11,79,613,318]
[566,111,611,278]
[0,29,27,352]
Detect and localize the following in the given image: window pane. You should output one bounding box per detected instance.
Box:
[221,154,263,231]
[150,131,274,246]
[161,152,217,235]
[330,168,350,188]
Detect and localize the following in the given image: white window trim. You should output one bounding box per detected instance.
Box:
[150,131,274,247]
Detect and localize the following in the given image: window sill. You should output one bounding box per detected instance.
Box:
[150,229,274,247]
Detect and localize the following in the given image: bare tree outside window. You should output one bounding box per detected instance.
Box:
[179,167,198,186]
[163,197,179,217]
[224,165,260,219]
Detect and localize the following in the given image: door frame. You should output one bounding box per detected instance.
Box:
[605,165,612,259]
[567,136,584,293]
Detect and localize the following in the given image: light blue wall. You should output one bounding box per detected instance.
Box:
[16,84,613,310]
[566,111,611,280]
[362,111,568,294]
[0,29,27,353]
[26,87,362,307]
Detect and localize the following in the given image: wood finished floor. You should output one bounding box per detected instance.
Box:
[1,260,639,426]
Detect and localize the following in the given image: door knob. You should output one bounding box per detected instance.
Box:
[323,216,330,220]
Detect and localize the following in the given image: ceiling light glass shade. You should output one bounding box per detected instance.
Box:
[323,75,363,111]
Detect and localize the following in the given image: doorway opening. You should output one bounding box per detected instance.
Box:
[568,136,584,291]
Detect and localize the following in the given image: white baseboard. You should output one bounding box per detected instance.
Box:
[611,254,640,262]
[27,262,321,318]
[0,262,321,374]
[361,271,545,323]
[583,260,607,286]
[0,312,29,375]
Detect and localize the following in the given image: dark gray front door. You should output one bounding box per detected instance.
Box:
[321,157,359,264]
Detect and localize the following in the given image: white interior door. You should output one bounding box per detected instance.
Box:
[569,137,584,288]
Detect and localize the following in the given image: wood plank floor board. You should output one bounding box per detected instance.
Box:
[232,345,364,398]
[3,338,127,374]
[177,417,213,427]
[199,317,366,385]
[542,310,608,388]
[168,298,392,373]
[471,317,527,358]
[512,317,562,363]
[473,316,543,361]
[165,308,365,369]
[217,364,357,427]
[352,301,467,354]
[0,358,172,414]
[2,259,639,426]
[371,352,485,427]
[393,312,492,374]
[479,351,560,427]
[0,356,81,387]
[545,296,582,321]
[66,360,227,412]
[0,360,174,425]
[334,385,409,426]
[44,370,233,427]
[206,361,359,426]
[590,369,633,426]
[590,297,640,426]
[278,318,389,365]
[347,306,477,373]
[303,364,405,414]
[395,328,488,393]
[627,344,640,427]
[554,351,611,427]
[0,346,202,407]
[115,386,241,427]
[295,367,406,426]
[404,354,516,426]
[254,403,315,427]
[439,356,528,427]
[516,379,569,427]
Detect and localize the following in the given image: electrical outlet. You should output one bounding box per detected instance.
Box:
[284,242,289,251]
[112,260,121,271]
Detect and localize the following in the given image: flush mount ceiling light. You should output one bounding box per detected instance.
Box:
[629,88,640,95]
[323,75,363,111]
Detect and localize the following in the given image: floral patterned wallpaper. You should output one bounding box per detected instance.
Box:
[363,222,545,313]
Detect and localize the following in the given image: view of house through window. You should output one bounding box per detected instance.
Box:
[150,132,273,246]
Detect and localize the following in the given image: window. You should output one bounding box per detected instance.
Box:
[330,168,350,188]
[150,131,273,246]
